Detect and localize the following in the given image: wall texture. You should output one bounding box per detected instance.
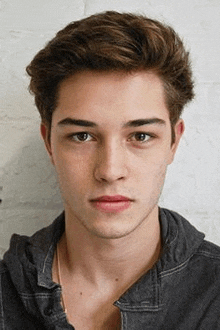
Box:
[1,0,220,257]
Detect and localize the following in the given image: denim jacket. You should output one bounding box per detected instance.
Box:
[0,208,220,329]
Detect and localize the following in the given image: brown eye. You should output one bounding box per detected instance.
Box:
[132,133,151,142]
[76,133,89,141]
[70,132,93,142]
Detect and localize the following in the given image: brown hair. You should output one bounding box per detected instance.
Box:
[26,11,194,142]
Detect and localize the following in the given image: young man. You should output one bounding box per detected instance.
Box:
[1,11,220,330]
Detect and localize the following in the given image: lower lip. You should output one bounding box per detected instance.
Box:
[91,200,131,213]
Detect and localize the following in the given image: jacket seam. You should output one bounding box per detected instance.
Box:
[160,249,220,279]
[20,293,58,298]
[0,275,5,330]
[121,311,127,329]
[195,250,220,260]
[43,243,54,273]
[116,300,163,311]
[160,256,191,278]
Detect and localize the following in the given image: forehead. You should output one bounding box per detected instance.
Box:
[54,70,170,126]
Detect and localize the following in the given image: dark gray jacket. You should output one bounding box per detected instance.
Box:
[0,208,220,329]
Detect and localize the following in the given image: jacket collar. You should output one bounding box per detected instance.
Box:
[115,208,205,310]
[4,208,205,312]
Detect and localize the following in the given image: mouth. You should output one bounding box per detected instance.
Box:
[90,195,133,213]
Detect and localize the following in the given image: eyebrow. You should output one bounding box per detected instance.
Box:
[58,118,97,127]
[124,118,166,128]
[57,117,166,128]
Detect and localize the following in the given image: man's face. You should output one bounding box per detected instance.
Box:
[42,71,183,239]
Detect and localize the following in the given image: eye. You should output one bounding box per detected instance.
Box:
[69,132,94,142]
[129,132,152,143]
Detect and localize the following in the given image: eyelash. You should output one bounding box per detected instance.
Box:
[67,132,155,144]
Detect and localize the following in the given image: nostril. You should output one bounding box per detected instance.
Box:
[100,178,108,182]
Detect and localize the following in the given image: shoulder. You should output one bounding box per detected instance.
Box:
[0,259,14,291]
[160,208,220,278]
[187,240,220,291]
[0,259,9,289]
[0,259,8,274]
[195,238,220,269]
[0,260,46,329]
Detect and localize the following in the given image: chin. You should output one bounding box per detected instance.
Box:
[87,221,141,240]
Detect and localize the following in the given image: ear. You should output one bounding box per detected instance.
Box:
[40,123,54,165]
[168,119,185,165]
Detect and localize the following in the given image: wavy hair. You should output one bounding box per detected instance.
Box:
[26,11,194,142]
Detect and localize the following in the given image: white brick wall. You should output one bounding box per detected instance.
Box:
[1,0,220,257]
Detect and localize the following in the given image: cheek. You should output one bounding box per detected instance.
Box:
[52,149,93,194]
[132,152,169,192]
[141,160,168,183]
[133,147,170,173]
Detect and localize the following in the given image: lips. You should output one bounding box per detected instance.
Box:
[90,195,133,213]
[91,195,132,202]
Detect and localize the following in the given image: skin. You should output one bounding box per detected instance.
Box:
[41,70,184,329]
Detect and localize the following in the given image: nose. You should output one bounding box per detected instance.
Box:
[94,139,128,183]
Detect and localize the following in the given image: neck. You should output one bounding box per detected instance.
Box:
[58,206,161,291]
